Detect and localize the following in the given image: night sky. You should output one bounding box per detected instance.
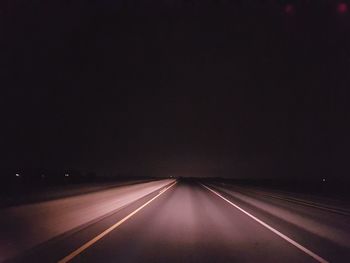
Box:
[1,1,350,179]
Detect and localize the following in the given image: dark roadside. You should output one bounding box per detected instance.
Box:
[0,176,155,208]
[201,177,350,204]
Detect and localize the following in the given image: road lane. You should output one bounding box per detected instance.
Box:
[0,179,174,262]
[202,184,328,263]
[58,181,177,263]
[69,180,319,263]
[209,182,350,262]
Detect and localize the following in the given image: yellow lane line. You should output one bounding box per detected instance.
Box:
[58,181,177,263]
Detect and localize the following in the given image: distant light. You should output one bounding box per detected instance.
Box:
[337,3,348,14]
[15,173,20,177]
[284,4,295,15]
[65,173,69,177]
[41,174,45,179]
[322,178,326,182]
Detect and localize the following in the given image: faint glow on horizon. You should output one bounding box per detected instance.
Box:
[322,178,326,182]
[15,173,20,177]
[65,173,69,177]
[284,4,295,15]
[337,3,348,14]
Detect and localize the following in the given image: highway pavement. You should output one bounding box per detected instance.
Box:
[0,179,174,262]
[4,179,350,263]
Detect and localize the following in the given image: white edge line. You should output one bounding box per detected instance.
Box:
[236,188,350,215]
[58,180,177,263]
[201,184,329,263]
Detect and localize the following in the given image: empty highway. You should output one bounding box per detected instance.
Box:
[4,179,350,263]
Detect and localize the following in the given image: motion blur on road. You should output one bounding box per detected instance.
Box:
[2,0,350,261]
[2,179,350,263]
[0,180,174,262]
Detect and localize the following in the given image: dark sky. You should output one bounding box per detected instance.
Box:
[1,1,350,179]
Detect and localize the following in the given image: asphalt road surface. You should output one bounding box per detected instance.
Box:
[0,179,174,262]
[5,179,350,263]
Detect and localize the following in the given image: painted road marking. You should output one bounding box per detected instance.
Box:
[233,187,350,216]
[201,184,329,263]
[58,181,177,263]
